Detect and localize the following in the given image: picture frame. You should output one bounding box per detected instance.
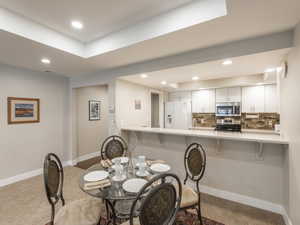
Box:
[7,97,40,124]
[135,99,141,110]
[89,100,101,121]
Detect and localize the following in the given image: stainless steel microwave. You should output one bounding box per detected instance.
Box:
[216,102,241,117]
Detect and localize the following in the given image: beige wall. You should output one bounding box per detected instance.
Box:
[0,64,70,180]
[75,85,109,157]
[115,79,164,128]
[124,131,284,205]
[281,22,300,225]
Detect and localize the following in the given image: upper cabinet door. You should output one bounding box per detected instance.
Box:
[227,87,241,102]
[216,88,228,102]
[192,89,215,113]
[242,86,265,113]
[264,84,278,113]
[216,87,241,102]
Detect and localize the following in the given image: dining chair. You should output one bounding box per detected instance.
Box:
[181,143,206,225]
[100,135,128,160]
[43,153,106,225]
[121,173,182,225]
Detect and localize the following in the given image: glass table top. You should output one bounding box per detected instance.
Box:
[79,159,165,201]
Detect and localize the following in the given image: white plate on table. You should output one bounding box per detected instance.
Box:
[150,163,171,173]
[111,157,129,164]
[84,171,109,182]
[122,178,147,193]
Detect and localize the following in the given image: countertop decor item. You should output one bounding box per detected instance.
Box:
[7,97,40,124]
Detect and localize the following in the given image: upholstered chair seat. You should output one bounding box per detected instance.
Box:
[180,185,198,208]
[54,197,105,225]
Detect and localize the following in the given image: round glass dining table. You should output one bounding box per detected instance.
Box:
[79,159,169,223]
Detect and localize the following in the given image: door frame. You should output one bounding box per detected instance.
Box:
[149,89,164,128]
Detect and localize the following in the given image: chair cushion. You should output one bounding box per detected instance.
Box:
[180,186,198,208]
[54,197,105,225]
[121,218,140,225]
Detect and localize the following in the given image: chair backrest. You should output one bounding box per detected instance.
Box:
[100,135,128,160]
[184,143,206,187]
[129,173,182,225]
[43,153,65,224]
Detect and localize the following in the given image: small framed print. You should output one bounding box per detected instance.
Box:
[135,99,141,110]
[89,100,101,121]
[8,97,40,124]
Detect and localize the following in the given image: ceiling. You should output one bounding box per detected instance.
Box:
[120,48,290,89]
[0,0,299,77]
[0,0,192,43]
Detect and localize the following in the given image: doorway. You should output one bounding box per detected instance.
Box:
[151,93,160,128]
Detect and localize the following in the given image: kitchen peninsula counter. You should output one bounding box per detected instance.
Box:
[121,126,289,145]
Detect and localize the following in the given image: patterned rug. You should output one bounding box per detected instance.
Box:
[100,210,224,225]
[176,210,224,225]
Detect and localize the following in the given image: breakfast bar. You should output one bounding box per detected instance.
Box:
[121,126,289,160]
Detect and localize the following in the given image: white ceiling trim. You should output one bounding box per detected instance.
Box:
[0,7,84,57]
[0,0,227,58]
[85,0,227,57]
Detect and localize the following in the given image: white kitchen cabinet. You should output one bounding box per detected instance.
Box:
[242,86,265,113]
[264,84,278,113]
[192,89,215,113]
[216,87,241,102]
[228,87,241,102]
[216,88,228,102]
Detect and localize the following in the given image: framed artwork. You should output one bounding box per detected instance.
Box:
[89,100,101,121]
[135,99,141,110]
[8,97,40,124]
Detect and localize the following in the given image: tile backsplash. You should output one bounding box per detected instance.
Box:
[193,113,280,130]
[192,113,216,128]
[241,113,280,130]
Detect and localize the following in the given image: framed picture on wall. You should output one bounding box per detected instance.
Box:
[89,100,101,121]
[7,97,40,124]
[135,99,141,110]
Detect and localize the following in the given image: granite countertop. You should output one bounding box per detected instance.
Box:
[121,126,288,145]
[189,127,280,135]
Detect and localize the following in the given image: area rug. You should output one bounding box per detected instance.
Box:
[99,210,224,225]
[175,210,224,225]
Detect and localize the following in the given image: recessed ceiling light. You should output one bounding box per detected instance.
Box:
[41,58,51,64]
[71,20,83,29]
[265,68,276,73]
[222,59,233,65]
[140,74,148,78]
[161,81,167,85]
[192,76,199,81]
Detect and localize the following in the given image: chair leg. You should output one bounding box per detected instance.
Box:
[197,203,204,225]
[50,203,55,225]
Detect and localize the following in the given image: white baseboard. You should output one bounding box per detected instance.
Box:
[199,184,289,219]
[72,151,100,165]
[0,160,73,187]
[0,159,293,225]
